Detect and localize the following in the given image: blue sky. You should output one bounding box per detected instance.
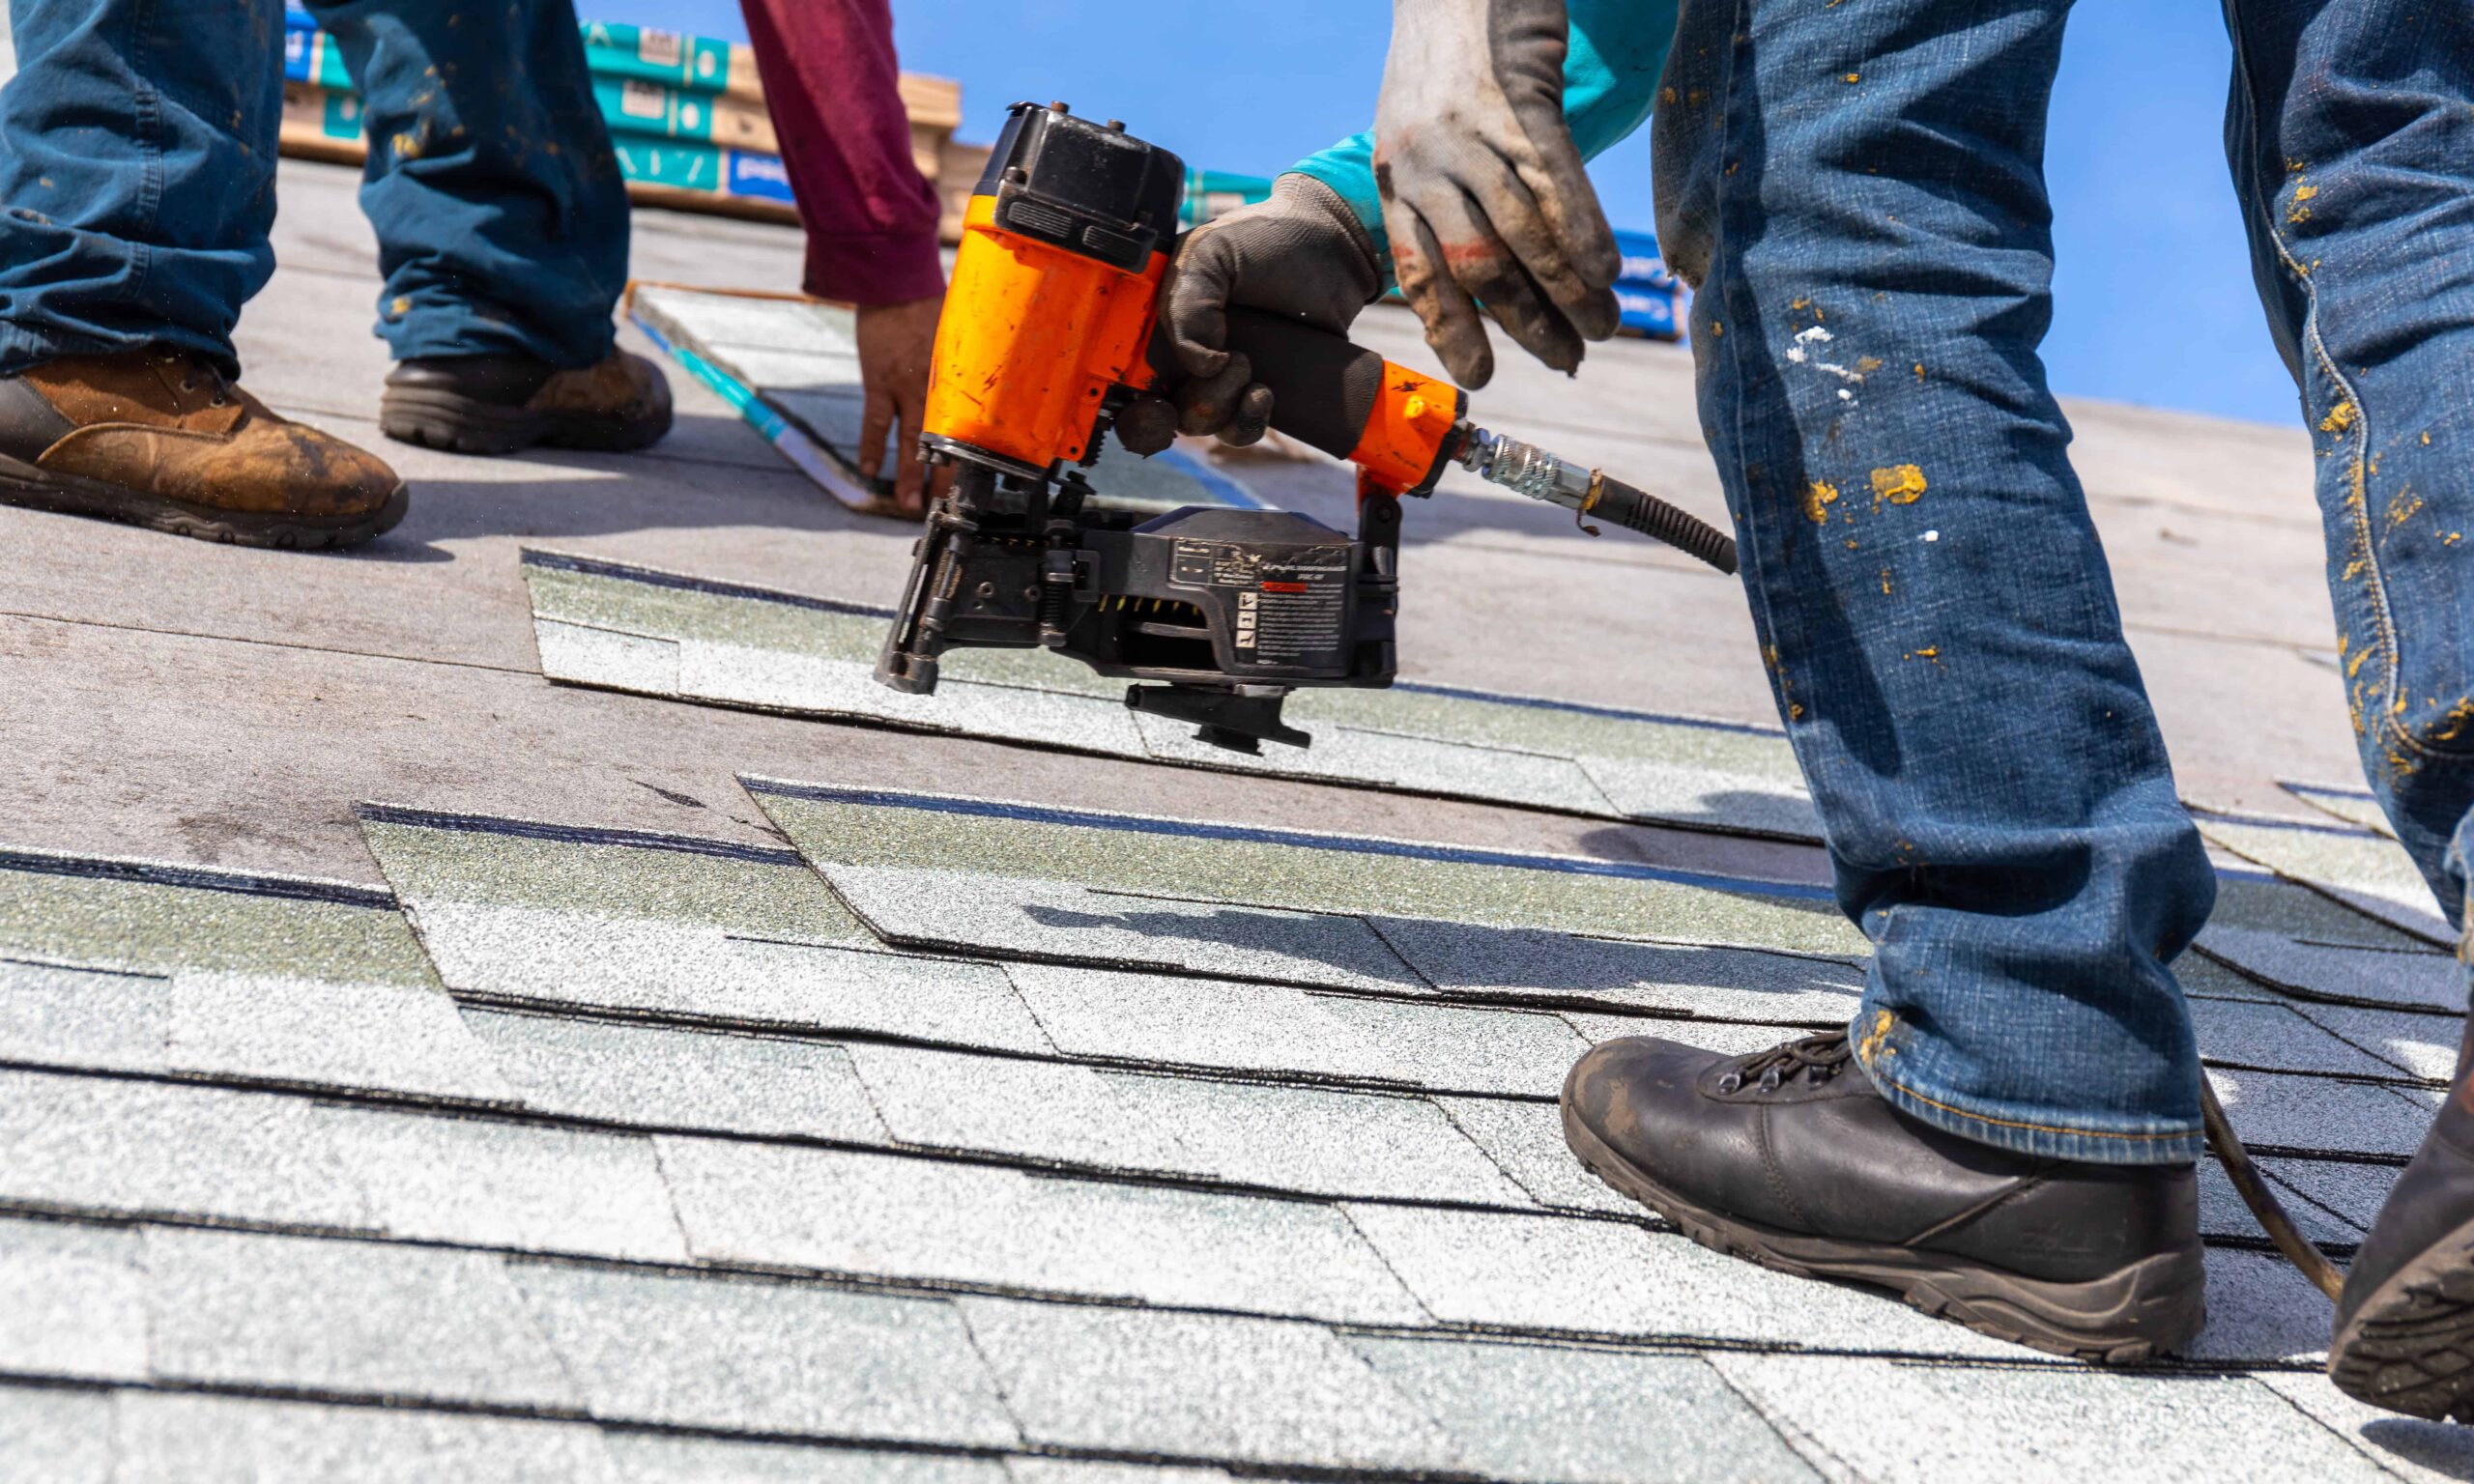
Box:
[611,2,2297,428]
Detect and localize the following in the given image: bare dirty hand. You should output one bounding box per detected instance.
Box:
[1374,0,1623,387]
[855,294,954,515]
[1136,174,1382,449]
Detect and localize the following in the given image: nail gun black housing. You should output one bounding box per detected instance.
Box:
[978,102,1184,272]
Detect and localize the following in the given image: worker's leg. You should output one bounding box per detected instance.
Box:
[0,0,286,374]
[0,0,405,549]
[1562,0,2214,1360]
[303,0,670,454]
[1657,0,2213,1155]
[2225,0,2474,1417]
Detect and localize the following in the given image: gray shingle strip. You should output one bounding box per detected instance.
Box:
[826,867,1435,993]
[744,780,1861,957]
[955,1299,1460,1473]
[2183,996,2420,1081]
[514,1261,1021,1446]
[465,1010,891,1145]
[0,1217,146,1382]
[619,1435,1008,1483]
[142,1226,580,1406]
[999,1463,1230,1484]
[1337,1200,2035,1360]
[0,953,520,1110]
[2200,813,2453,947]
[0,1069,687,1259]
[2257,1371,2474,1484]
[2197,926,2460,1013]
[2281,780,2397,838]
[2257,1157,2400,1238]
[534,618,682,697]
[2293,1001,2463,1082]
[524,552,1824,838]
[656,1135,1431,1326]
[0,847,423,986]
[1374,920,1865,1022]
[2207,1068,2435,1159]
[1705,1354,2386,1484]
[1003,961,1590,1097]
[848,1042,1532,1206]
[0,1386,112,1484]
[1343,1334,1821,1484]
[360,812,1055,1054]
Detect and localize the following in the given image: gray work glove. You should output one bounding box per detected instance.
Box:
[1374,0,1623,387]
[1118,173,1382,455]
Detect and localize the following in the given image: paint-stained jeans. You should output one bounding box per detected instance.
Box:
[1656,0,2474,1162]
[0,0,629,377]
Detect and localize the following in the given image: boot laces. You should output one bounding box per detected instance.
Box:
[154,349,231,407]
[1716,1031,1853,1095]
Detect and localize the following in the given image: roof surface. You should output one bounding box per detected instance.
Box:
[1,30,2465,1477]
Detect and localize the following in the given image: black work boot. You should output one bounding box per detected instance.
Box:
[380,349,672,456]
[1562,1031,2206,1361]
[2327,1024,2474,1417]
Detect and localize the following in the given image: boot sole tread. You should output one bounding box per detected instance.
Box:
[380,385,672,457]
[0,459,408,550]
[2329,1216,2474,1419]
[1561,1099,2206,1364]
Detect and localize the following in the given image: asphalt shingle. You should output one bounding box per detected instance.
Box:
[956,1298,1457,1472]
[142,1227,578,1404]
[657,1135,1430,1324]
[398,896,1053,1053]
[829,866,1431,991]
[511,1262,1019,1445]
[0,1217,146,1382]
[1707,1355,2383,1484]
[337,1102,689,1261]
[1337,1201,2028,1360]
[1004,960,1591,1095]
[109,1390,624,1484]
[1436,1096,1638,1216]
[744,781,1864,957]
[1344,1333,1822,1484]
[0,1070,379,1232]
[2292,1000,2461,1082]
[611,1435,1008,1482]
[2185,995,2411,1079]
[1375,920,1863,1021]
[849,1041,1531,1204]
[462,1009,890,1143]
[2205,1068,2434,1158]
[2201,814,2450,946]
[0,1386,112,1484]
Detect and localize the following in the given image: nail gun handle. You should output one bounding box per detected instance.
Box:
[1217,309,1467,497]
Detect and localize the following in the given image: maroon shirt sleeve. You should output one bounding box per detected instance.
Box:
[738,0,946,305]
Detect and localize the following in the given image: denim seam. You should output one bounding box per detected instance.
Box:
[1859,1046,2199,1143]
[127,0,163,314]
[2223,5,2454,775]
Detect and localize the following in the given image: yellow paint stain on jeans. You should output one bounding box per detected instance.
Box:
[1870,465,1928,504]
[1858,1010,1895,1062]
[2320,400,2358,436]
[1804,480,1841,523]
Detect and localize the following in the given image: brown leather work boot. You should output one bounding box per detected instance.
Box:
[380,349,673,456]
[0,348,408,550]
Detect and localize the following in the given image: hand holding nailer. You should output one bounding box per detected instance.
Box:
[876,102,1733,756]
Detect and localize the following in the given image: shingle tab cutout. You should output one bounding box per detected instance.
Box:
[525,551,1823,840]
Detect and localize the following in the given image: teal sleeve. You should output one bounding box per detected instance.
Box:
[1290,0,1675,270]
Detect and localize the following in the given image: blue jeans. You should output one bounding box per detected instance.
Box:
[0,0,629,377]
[1657,0,2474,1163]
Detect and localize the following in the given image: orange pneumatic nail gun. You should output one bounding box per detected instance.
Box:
[877,100,1737,754]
